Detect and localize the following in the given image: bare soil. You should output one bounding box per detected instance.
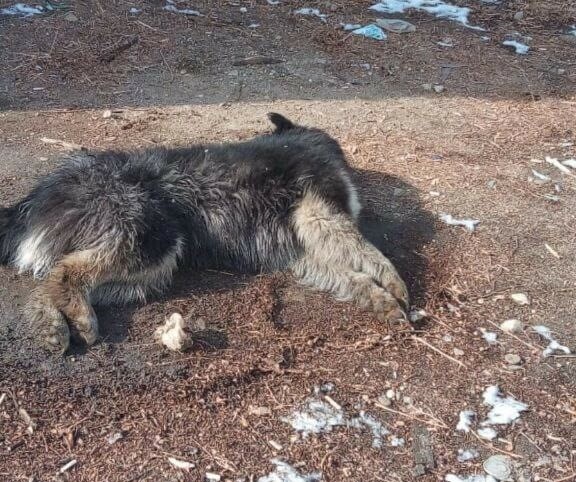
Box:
[0,1,575,482]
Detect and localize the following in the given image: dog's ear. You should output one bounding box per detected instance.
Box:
[267,112,296,134]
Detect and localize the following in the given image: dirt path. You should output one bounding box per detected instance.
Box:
[1,2,575,482]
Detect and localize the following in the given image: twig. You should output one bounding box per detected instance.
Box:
[40,137,84,151]
[486,320,540,353]
[232,56,284,66]
[471,430,522,459]
[100,35,139,63]
[552,473,576,482]
[374,403,448,429]
[411,336,468,369]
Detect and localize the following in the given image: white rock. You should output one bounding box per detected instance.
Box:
[510,293,529,305]
[102,109,113,119]
[168,457,195,471]
[483,454,513,480]
[499,319,523,333]
[154,313,193,352]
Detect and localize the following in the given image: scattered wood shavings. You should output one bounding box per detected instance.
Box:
[545,156,574,176]
[544,243,560,259]
[440,214,479,232]
[154,313,193,352]
[168,457,195,471]
[59,459,77,474]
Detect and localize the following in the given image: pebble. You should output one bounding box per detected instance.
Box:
[102,109,113,119]
[504,354,522,365]
[377,395,391,407]
[64,12,78,22]
[510,293,529,305]
[433,84,445,93]
[483,454,513,480]
[514,11,524,21]
[385,389,396,399]
[106,432,123,445]
[453,348,464,357]
[500,319,523,333]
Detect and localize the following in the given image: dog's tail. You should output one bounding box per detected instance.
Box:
[267,112,296,134]
[0,206,19,264]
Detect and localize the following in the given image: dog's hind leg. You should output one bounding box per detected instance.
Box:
[26,249,116,352]
[291,192,409,321]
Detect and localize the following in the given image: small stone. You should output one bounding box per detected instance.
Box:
[442,334,453,343]
[433,84,445,93]
[385,389,396,399]
[106,432,123,445]
[248,406,271,416]
[453,348,464,357]
[500,319,523,333]
[422,83,433,91]
[487,180,497,189]
[510,293,529,305]
[239,7,247,13]
[557,68,566,74]
[412,464,426,477]
[64,12,78,22]
[377,395,391,407]
[483,454,513,480]
[102,109,113,119]
[205,473,221,482]
[513,11,524,21]
[504,354,522,365]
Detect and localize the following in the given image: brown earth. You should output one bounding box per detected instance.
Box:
[0,1,575,482]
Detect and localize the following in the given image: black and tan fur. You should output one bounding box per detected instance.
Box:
[0,114,408,352]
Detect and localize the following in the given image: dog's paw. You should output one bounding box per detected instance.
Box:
[369,286,407,323]
[27,300,71,353]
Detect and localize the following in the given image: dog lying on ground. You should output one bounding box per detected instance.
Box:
[0,113,408,352]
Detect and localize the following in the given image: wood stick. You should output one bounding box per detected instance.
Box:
[411,336,468,369]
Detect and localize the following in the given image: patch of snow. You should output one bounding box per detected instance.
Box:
[562,159,576,169]
[1,3,45,16]
[281,400,345,436]
[440,214,479,232]
[531,169,550,182]
[391,436,405,447]
[456,410,475,433]
[129,7,142,14]
[480,328,498,345]
[445,475,497,482]
[349,411,390,448]
[503,40,529,55]
[294,8,327,22]
[258,459,322,482]
[342,23,362,30]
[532,325,571,357]
[457,448,479,463]
[163,0,202,16]
[409,308,427,322]
[282,396,393,449]
[369,0,484,30]
[267,0,281,4]
[482,385,528,425]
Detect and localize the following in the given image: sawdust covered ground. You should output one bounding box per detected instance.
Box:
[0,1,575,481]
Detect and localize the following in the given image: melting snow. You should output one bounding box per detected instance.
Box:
[440,214,480,232]
[369,1,484,30]
[282,396,393,449]
[480,329,498,345]
[258,459,321,482]
[503,40,529,55]
[456,410,475,432]
[163,0,202,16]
[532,325,571,357]
[1,3,46,16]
[391,436,405,447]
[294,8,327,22]
[446,475,497,482]
[457,448,479,463]
[482,385,528,425]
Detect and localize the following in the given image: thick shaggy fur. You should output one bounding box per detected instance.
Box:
[0,114,408,352]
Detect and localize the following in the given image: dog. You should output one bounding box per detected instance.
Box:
[0,113,408,352]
